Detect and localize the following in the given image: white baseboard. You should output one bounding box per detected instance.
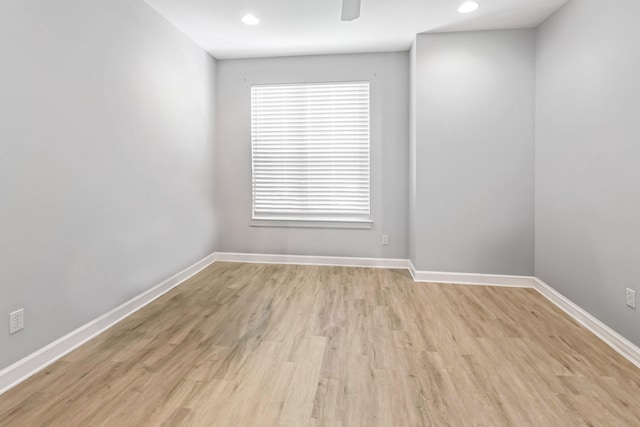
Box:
[408,261,537,288]
[214,252,410,270]
[2,252,637,397]
[533,278,640,369]
[407,262,640,368]
[0,253,216,396]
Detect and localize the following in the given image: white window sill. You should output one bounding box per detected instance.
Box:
[250,219,373,229]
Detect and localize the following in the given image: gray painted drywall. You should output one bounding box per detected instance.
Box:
[411,30,536,275]
[215,52,409,259]
[409,42,417,264]
[0,0,217,370]
[535,0,640,345]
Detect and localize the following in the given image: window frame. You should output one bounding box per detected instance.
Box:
[249,81,372,229]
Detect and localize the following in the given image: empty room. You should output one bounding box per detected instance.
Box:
[1,0,639,425]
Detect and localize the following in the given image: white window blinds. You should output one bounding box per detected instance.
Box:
[251,82,371,222]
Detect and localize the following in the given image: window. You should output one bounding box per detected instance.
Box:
[250,81,371,226]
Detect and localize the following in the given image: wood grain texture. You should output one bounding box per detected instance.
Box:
[1,262,638,426]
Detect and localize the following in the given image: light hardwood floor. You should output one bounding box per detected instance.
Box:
[1,262,639,426]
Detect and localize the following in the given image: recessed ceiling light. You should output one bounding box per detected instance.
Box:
[242,14,260,25]
[458,2,479,13]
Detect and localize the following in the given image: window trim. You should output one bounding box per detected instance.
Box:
[250,80,372,228]
[249,218,373,229]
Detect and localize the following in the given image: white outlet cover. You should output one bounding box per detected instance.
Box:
[626,289,636,309]
[9,308,24,334]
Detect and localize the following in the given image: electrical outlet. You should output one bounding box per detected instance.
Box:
[9,309,24,334]
[382,234,389,245]
[626,288,636,309]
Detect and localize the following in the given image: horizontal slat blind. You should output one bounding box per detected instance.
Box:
[251,82,371,221]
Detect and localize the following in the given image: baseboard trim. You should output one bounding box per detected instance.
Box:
[533,278,640,369]
[2,253,638,397]
[0,253,216,396]
[408,261,537,288]
[214,252,410,270]
[408,265,640,367]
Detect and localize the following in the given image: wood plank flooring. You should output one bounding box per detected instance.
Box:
[1,262,639,426]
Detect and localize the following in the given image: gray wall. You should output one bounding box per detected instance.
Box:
[0,0,218,370]
[536,0,640,345]
[411,30,536,275]
[409,42,418,264]
[215,52,409,259]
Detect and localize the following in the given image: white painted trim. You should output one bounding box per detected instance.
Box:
[533,278,640,369]
[407,262,640,368]
[2,252,637,398]
[408,260,418,281]
[214,252,410,269]
[0,253,216,396]
[214,254,640,369]
[249,219,373,229]
[408,260,536,288]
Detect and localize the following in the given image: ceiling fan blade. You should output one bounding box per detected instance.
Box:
[341,0,361,21]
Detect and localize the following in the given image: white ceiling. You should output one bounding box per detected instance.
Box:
[145,0,567,59]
